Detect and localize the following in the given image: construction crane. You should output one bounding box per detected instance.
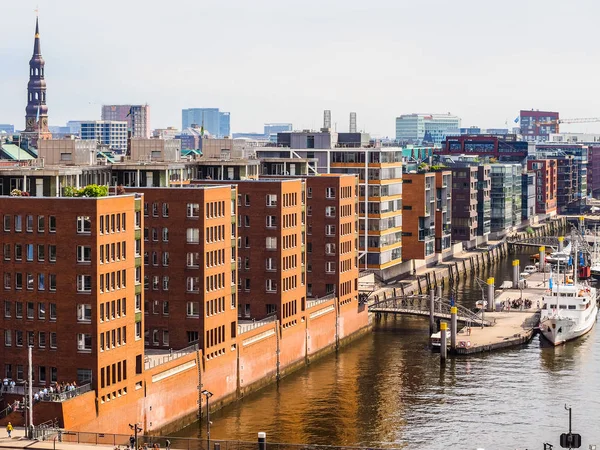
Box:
[534,117,600,128]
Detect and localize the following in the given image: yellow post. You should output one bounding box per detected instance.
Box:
[558,236,564,252]
[440,322,448,330]
[487,277,495,312]
[440,322,448,362]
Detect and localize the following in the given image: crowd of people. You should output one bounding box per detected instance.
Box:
[502,298,533,311]
[116,437,171,450]
[1,378,81,402]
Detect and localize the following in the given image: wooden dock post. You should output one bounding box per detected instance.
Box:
[429,289,435,335]
[440,322,448,363]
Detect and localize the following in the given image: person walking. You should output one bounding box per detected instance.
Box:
[165,439,171,450]
[129,435,135,449]
[6,422,13,438]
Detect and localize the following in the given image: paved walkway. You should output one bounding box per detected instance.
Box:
[0,428,104,450]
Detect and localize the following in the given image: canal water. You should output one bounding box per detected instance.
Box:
[176,251,600,449]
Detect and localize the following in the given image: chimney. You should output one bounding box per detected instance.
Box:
[349,112,357,133]
[323,110,331,129]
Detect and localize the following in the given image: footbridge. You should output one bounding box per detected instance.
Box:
[369,295,493,327]
[506,236,566,249]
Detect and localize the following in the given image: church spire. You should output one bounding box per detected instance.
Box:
[24,16,48,135]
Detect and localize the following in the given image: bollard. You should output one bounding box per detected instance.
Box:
[436,284,442,299]
[558,237,564,252]
[487,277,495,312]
[258,432,266,450]
[440,322,447,363]
[429,289,435,334]
[539,246,546,273]
[450,306,457,352]
[512,260,520,289]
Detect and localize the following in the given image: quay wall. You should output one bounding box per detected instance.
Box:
[10,301,370,435]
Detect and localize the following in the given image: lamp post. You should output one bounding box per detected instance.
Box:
[129,423,142,449]
[201,390,213,450]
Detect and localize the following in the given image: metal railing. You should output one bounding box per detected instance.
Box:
[59,431,396,450]
[238,314,277,334]
[41,383,92,402]
[306,293,336,309]
[145,343,199,370]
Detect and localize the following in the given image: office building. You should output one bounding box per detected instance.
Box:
[588,146,600,198]
[522,172,536,222]
[526,159,558,216]
[0,194,144,398]
[81,121,128,153]
[490,164,522,235]
[395,113,461,145]
[440,134,528,161]
[264,123,292,136]
[402,172,437,262]
[102,105,150,139]
[519,110,559,142]
[434,171,452,256]
[0,125,15,135]
[181,108,230,138]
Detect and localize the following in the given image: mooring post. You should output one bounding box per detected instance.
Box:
[487,277,495,312]
[440,322,447,363]
[539,246,546,273]
[450,306,457,352]
[429,289,435,334]
[558,236,564,252]
[258,432,266,450]
[436,284,442,299]
[512,259,520,289]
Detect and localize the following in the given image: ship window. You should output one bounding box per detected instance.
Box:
[559,305,567,309]
[568,305,576,310]
[550,304,556,309]
[542,304,548,309]
[557,327,562,334]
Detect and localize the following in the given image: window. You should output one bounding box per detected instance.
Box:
[3,244,9,261]
[325,243,336,255]
[15,273,22,290]
[152,202,158,217]
[266,258,276,271]
[27,302,34,319]
[326,206,336,217]
[38,273,45,290]
[266,216,277,228]
[187,252,200,268]
[245,194,250,206]
[186,301,200,317]
[37,244,45,261]
[326,261,336,273]
[77,216,91,233]
[187,203,200,218]
[49,274,56,291]
[4,330,11,347]
[4,301,10,318]
[77,369,92,385]
[49,216,56,232]
[16,331,23,347]
[152,330,159,345]
[77,246,92,263]
[162,228,169,242]
[3,273,10,290]
[163,330,169,346]
[162,203,169,217]
[187,228,200,244]
[39,332,46,348]
[266,279,277,292]
[77,275,92,292]
[163,276,169,291]
[326,187,335,199]
[162,252,169,266]
[77,333,92,352]
[26,244,33,261]
[163,301,169,315]
[187,277,200,293]
[3,215,10,231]
[152,276,159,290]
[266,237,277,250]
[152,228,158,241]
[266,194,277,207]
[50,332,57,348]
[26,215,33,232]
[326,225,336,236]
[49,245,56,262]
[135,322,142,340]
[15,244,22,261]
[187,331,199,343]
[77,304,92,322]
[14,216,22,232]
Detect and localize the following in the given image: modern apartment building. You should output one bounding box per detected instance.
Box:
[526,159,558,216]
[264,123,292,136]
[132,186,238,358]
[522,172,536,222]
[395,113,461,145]
[401,172,437,262]
[254,130,402,280]
[450,166,479,244]
[102,105,151,139]
[181,108,231,138]
[519,110,559,142]
[434,171,452,256]
[0,194,144,402]
[589,146,600,198]
[80,121,128,153]
[476,165,491,239]
[490,164,522,235]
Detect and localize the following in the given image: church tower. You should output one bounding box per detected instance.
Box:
[24,17,50,137]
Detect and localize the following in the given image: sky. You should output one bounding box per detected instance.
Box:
[2,0,600,137]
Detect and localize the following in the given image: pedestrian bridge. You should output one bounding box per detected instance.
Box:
[369,295,494,327]
[506,236,565,249]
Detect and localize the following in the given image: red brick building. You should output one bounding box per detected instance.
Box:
[401,172,437,262]
[0,195,144,407]
[527,159,557,215]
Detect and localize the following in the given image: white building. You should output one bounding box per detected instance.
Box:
[548,133,600,144]
[80,120,128,153]
[395,113,461,145]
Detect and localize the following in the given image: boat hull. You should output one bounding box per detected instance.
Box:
[540,303,598,346]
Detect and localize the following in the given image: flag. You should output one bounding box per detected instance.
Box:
[580,252,585,267]
[200,125,204,137]
[450,294,455,307]
[568,256,573,267]
[36,104,40,123]
[126,107,133,118]
[514,116,519,124]
[549,277,553,289]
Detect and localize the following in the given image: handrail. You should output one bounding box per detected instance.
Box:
[144,343,199,370]
[238,314,277,334]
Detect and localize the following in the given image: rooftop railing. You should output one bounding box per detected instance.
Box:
[238,314,277,334]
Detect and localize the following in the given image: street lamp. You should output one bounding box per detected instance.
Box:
[201,390,213,450]
[129,423,142,449]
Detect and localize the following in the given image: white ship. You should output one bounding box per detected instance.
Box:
[539,281,598,346]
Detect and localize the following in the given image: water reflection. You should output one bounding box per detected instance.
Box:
[176,252,600,449]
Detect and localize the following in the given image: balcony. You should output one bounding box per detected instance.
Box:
[135,229,141,240]
[135,256,142,267]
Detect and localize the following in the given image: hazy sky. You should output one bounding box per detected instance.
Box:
[2,0,600,137]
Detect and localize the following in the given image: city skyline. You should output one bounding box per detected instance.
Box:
[1,0,600,136]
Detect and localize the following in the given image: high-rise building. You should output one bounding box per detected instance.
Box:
[23,18,51,142]
[80,121,128,153]
[519,110,559,142]
[526,159,558,216]
[102,105,150,138]
[264,123,292,136]
[181,108,230,138]
[490,164,522,235]
[395,113,461,145]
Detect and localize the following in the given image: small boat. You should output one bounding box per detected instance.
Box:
[591,263,600,281]
[546,252,570,265]
[531,253,540,262]
[475,300,488,309]
[430,330,450,351]
[524,265,537,274]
